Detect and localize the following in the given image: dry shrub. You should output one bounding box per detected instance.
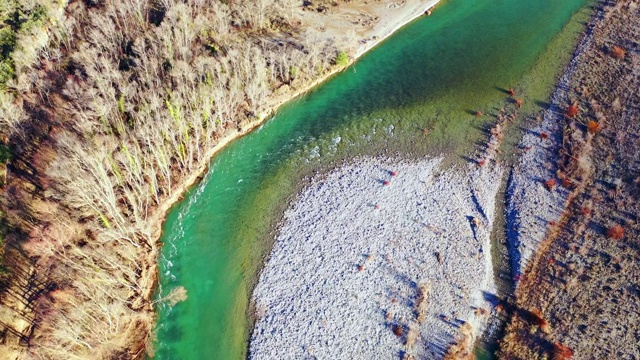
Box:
[515,98,523,108]
[552,342,574,360]
[566,104,579,118]
[610,46,625,59]
[165,286,188,307]
[586,120,600,134]
[444,322,476,360]
[6,0,345,357]
[392,324,404,337]
[545,178,557,191]
[405,323,419,348]
[607,225,624,240]
[414,282,430,324]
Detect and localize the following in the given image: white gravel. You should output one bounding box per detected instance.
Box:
[250,158,502,359]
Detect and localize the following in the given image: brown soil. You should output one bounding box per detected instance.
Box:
[498,1,640,358]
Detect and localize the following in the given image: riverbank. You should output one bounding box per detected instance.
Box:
[250,158,501,359]
[149,0,442,241]
[499,0,640,357]
[1,1,449,358]
[152,0,594,358]
[146,0,442,354]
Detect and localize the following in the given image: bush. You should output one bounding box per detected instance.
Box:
[334,50,348,67]
[565,104,579,118]
[610,46,625,60]
[0,27,16,58]
[607,225,624,240]
[586,120,600,134]
[544,178,557,191]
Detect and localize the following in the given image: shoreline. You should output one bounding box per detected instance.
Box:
[148,0,443,243]
[147,0,441,352]
[150,0,441,242]
[499,0,640,357]
[504,0,597,279]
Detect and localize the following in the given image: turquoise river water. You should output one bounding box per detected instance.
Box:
[153,0,591,358]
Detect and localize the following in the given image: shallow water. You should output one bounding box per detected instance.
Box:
[153,0,590,359]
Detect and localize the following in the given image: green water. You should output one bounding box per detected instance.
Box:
[153,0,591,359]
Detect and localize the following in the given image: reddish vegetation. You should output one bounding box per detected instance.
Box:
[383,180,390,186]
[581,206,591,215]
[390,171,397,176]
[477,159,486,167]
[586,120,600,134]
[508,88,516,97]
[422,128,430,135]
[531,308,544,323]
[561,178,572,188]
[392,324,403,337]
[540,132,549,140]
[515,98,523,108]
[566,104,579,118]
[552,343,574,360]
[475,110,483,117]
[607,225,624,240]
[545,178,557,191]
[357,265,364,271]
[611,46,625,60]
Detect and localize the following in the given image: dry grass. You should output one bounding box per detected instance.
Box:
[414,282,430,324]
[443,322,476,360]
[498,1,640,358]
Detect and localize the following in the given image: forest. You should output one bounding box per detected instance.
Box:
[0,0,346,358]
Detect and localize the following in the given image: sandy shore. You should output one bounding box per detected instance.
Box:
[250,158,502,359]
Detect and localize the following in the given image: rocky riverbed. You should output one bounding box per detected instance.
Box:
[250,158,502,359]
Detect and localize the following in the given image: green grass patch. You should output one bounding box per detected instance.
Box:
[0,1,50,87]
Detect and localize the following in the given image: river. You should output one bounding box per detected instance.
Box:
[153,0,591,358]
